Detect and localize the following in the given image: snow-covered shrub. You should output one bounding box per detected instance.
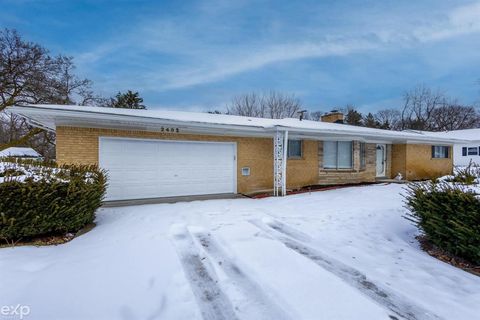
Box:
[0,160,107,242]
[405,171,480,264]
[447,161,480,185]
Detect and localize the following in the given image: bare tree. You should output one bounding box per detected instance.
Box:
[430,104,480,131]
[264,91,302,118]
[0,28,97,157]
[374,108,401,130]
[227,91,302,119]
[306,110,323,121]
[399,85,480,131]
[227,92,263,117]
[400,85,447,130]
[50,55,94,105]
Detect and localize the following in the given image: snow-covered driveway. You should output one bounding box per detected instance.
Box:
[1,184,479,320]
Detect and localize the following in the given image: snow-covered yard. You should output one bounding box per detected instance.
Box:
[1,184,479,320]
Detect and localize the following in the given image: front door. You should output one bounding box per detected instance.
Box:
[376,144,386,177]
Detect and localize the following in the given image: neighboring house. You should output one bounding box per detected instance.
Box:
[0,147,43,160]
[419,129,480,166]
[8,104,464,201]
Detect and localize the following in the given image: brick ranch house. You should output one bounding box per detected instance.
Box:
[9,104,465,201]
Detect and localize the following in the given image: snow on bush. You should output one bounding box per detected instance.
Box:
[0,159,107,242]
[0,160,97,184]
[405,163,480,264]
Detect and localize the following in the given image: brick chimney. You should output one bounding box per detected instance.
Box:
[321,110,344,124]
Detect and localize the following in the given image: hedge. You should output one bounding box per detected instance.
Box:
[0,160,107,242]
[405,176,480,264]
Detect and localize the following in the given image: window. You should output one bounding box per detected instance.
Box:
[324,141,353,169]
[467,147,479,156]
[462,147,467,156]
[360,142,366,169]
[288,140,302,158]
[431,146,449,159]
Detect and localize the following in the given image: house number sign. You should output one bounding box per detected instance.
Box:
[161,127,180,133]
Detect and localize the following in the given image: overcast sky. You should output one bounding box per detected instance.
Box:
[1,0,480,112]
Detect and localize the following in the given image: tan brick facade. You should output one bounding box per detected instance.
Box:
[57,126,272,194]
[286,140,319,189]
[56,126,319,194]
[391,144,453,180]
[56,126,451,195]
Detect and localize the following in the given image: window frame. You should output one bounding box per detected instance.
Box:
[323,141,354,170]
[431,146,450,159]
[360,142,366,170]
[287,139,303,159]
[467,147,479,156]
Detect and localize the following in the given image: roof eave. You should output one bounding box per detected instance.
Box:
[8,105,468,144]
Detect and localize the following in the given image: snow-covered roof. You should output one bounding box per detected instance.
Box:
[7,104,469,144]
[0,147,41,158]
[411,128,480,142]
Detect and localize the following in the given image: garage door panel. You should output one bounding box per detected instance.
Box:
[99,138,236,200]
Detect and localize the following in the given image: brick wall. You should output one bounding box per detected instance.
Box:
[317,142,386,184]
[286,140,319,188]
[391,144,453,180]
[56,126,320,194]
[391,144,407,179]
[58,126,449,195]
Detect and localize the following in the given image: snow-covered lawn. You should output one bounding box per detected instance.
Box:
[1,184,479,320]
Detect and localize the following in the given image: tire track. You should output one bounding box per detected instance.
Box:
[250,218,442,320]
[170,225,239,320]
[192,230,292,320]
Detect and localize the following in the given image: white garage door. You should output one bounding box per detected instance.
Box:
[99,137,237,201]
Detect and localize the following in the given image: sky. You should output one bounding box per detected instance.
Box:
[1,0,480,113]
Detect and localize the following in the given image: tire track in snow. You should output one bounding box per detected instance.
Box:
[170,225,239,320]
[250,218,443,320]
[261,216,312,242]
[192,230,292,320]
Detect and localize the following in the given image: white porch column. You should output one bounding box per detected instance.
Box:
[282,130,288,196]
[273,130,288,196]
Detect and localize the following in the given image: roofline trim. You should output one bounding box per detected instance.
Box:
[8,105,471,144]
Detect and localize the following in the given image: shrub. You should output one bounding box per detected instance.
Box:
[0,160,107,242]
[405,179,480,264]
[446,161,480,185]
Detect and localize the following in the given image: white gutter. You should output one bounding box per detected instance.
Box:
[8,105,470,145]
[273,125,469,145]
[25,118,56,133]
[8,105,269,133]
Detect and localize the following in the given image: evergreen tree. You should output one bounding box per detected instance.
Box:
[363,112,381,128]
[379,119,391,129]
[108,90,146,109]
[344,106,363,126]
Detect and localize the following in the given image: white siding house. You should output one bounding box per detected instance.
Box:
[425,129,480,166]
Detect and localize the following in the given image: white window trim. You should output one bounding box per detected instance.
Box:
[323,141,354,170]
[467,147,479,156]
